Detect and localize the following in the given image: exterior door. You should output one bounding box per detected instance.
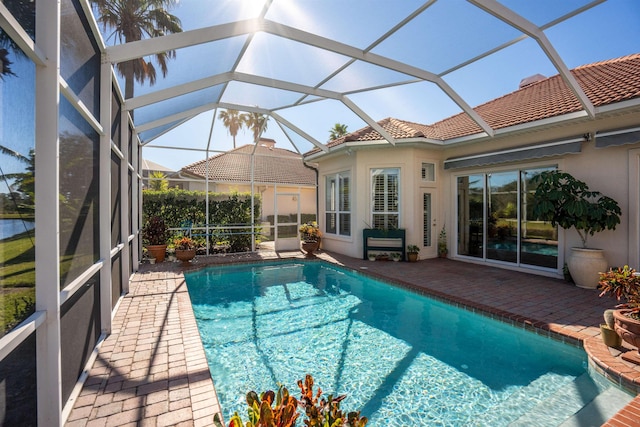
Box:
[421,189,437,258]
[275,192,301,251]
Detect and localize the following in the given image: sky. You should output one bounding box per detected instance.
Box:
[131,0,640,171]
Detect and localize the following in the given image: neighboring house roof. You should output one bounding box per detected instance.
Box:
[142,158,174,173]
[182,143,316,186]
[309,53,640,155]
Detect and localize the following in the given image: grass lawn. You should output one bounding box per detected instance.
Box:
[1,231,36,335]
[1,230,93,335]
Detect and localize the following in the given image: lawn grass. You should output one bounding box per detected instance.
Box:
[1,232,36,288]
[1,231,36,335]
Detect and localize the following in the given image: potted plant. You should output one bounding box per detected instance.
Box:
[173,235,196,264]
[532,170,621,288]
[407,244,420,262]
[390,252,402,262]
[375,252,389,261]
[299,221,321,258]
[598,265,640,354]
[142,216,168,262]
[438,226,448,258]
[599,266,640,355]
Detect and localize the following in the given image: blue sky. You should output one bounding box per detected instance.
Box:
[140,0,640,171]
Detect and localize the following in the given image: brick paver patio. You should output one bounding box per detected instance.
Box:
[65,249,640,426]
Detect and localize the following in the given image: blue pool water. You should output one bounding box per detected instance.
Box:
[185,261,617,426]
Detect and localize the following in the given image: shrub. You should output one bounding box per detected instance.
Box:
[213,374,368,427]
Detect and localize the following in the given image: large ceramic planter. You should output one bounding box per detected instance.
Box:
[175,249,196,264]
[146,244,167,263]
[567,247,607,289]
[613,309,640,354]
[407,252,419,262]
[301,240,320,258]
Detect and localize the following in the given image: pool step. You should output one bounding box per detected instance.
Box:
[508,373,632,427]
[558,385,632,427]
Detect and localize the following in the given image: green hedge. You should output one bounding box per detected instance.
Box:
[142,189,261,252]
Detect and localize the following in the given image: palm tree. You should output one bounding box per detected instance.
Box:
[0,0,34,79]
[242,112,269,143]
[328,123,348,141]
[92,0,183,101]
[0,144,35,245]
[148,171,168,191]
[218,109,245,149]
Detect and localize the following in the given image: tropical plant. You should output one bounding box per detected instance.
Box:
[599,265,640,318]
[407,244,420,254]
[299,221,321,242]
[243,111,269,143]
[0,144,35,218]
[91,0,183,100]
[213,374,367,427]
[218,109,245,149]
[0,0,35,79]
[148,170,168,191]
[531,170,621,248]
[438,226,447,257]
[328,123,349,141]
[142,215,168,245]
[173,235,195,250]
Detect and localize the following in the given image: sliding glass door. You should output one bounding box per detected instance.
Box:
[456,167,558,269]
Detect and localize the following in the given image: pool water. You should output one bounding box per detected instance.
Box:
[185,261,625,426]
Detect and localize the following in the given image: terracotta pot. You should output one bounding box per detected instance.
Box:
[301,240,320,258]
[407,252,419,262]
[613,309,640,353]
[175,249,196,263]
[146,244,167,263]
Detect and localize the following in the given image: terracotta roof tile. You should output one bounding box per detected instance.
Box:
[306,53,640,156]
[183,144,315,186]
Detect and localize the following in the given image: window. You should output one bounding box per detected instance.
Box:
[421,162,435,181]
[371,168,399,229]
[325,171,351,236]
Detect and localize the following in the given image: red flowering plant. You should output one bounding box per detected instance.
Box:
[598,265,640,320]
[299,221,321,243]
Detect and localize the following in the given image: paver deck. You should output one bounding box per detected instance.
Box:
[66,249,640,426]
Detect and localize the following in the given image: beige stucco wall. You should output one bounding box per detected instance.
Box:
[318,145,446,259]
[316,108,640,276]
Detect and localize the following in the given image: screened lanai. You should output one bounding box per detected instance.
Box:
[0,0,639,425]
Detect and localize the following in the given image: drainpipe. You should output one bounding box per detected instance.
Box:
[303,161,319,223]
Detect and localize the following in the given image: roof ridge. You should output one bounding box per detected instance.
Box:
[574,53,640,69]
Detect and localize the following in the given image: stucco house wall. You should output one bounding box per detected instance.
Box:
[310,54,640,278]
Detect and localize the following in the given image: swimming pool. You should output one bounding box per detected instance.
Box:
[185,261,627,425]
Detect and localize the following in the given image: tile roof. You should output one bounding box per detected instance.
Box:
[182,143,316,186]
[141,158,174,172]
[310,53,640,155]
